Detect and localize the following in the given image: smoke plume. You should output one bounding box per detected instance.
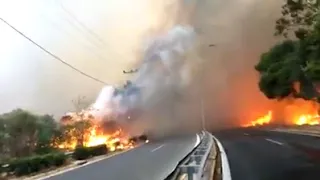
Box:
[95,0,284,136]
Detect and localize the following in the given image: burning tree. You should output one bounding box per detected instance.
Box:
[253,0,320,126]
[54,96,135,151]
[56,112,135,151]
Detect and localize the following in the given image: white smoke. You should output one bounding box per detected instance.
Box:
[92,86,115,111]
[90,24,200,137]
[104,24,204,137]
[118,25,197,113]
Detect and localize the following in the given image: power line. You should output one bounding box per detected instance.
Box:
[58,0,107,48]
[56,0,127,60]
[0,17,107,85]
[55,0,104,50]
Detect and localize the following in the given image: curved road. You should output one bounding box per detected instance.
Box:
[214,129,320,180]
[44,134,198,180]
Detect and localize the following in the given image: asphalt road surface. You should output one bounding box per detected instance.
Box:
[45,134,198,180]
[214,128,320,180]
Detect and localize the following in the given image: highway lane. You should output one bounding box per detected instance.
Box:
[213,129,320,180]
[45,134,198,180]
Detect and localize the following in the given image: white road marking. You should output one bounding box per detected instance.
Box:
[212,135,232,180]
[151,144,165,152]
[194,133,201,148]
[36,144,144,180]
[244,133,249,136]
[265,138,283,146]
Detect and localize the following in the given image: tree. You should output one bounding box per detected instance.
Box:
[0,109,61,159]
[257,1,320,101]
[0,117,8,160]
[5,109,40,157]
[72,95,92,111]
[35,114,58,154]
[70,96,93,146]
[275,0,320,39]
[256,40,302,99]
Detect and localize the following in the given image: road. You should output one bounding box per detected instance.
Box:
[45,134,198,180]
[214,128,320,180]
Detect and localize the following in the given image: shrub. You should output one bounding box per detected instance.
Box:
[89,144,107,156]
[10,158,31,176]
[50,153,67,166]
[7,152,67,176]
[73,144,107,160]
[73,146,90,160]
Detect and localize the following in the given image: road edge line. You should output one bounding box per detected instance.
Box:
[265,138,283,146]
[164,133,201,180]
[212,135,232,180]
[269,129,320,137]
[36,144,144,180]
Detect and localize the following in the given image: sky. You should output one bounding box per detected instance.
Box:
[0,0,175,117]
[0,0,287,132]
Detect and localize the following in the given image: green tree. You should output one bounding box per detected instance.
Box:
[275,0,320,39]
[0,109,61,159]
[0,117,8,160]
[2,109,40,157]
[257,1,320,102]
[35,114,58,154]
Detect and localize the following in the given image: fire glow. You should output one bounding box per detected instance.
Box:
[56,112,134,151]
[242,99,320,127]
[242,111,272,127]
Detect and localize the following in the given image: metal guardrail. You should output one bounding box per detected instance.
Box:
[166,131,214,180]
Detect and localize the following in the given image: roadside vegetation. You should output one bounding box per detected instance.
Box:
[0,109,109,178]
[256,0,320,101]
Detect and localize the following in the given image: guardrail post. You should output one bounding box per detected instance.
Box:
[166,131,215,180]
[180,166,197,180]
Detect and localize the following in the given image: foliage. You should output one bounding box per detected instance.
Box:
[7,152,67,176]
[275,0,320,39]
[35,115,60,154]
[0,109,61,160]
[72,146,90,160]
[257,0,320,101]
[72,144,108,160]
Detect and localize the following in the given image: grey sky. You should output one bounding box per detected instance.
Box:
[0,0,174,117]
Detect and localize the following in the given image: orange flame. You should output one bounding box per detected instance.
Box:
[295,114,320,125]
[242,99,320,127]
[56,112,134,151]
[242,111,272,127]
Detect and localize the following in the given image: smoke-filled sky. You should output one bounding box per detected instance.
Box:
[0,0,180,116]
[112,0,286,136]
[0,0,284,131]
[194,0,283,129]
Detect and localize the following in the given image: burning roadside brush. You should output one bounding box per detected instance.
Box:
[242,98,320,127]
[53,111,142,152]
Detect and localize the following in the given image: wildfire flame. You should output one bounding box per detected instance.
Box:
[242,111,272,127]
[242,99,320,127]
[56,112,134,151]
[295,114,320,126]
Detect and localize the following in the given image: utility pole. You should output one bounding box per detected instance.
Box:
[199,58,206,131]
[200,44,216,131]
[200,96,206,131]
